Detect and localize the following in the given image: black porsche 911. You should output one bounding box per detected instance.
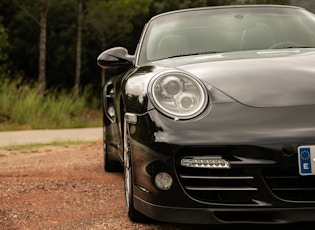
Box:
[97,4,315,225]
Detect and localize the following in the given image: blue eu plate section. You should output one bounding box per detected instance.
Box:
[298,146,315,175]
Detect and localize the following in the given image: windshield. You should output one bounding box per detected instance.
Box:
[137,5,315,65]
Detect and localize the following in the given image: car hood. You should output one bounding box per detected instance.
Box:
[153,49,315,107]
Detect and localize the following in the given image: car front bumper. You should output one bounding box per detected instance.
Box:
[127,104,315,224]
[134,196,315,224]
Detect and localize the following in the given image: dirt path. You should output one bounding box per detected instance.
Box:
[0,141,184,229]
[0,141,311,230]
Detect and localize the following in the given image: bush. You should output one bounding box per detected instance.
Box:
[0,79,101,130]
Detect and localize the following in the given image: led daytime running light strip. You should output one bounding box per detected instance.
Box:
[180,157,230,169]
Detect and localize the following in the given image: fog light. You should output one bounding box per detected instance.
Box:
[154,172,173,190]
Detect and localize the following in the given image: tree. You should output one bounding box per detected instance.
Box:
[0,16,9,78]
[38,0,49,93]
[12,0,50,93]
[85,0,152,86]
[293,0,315,12]
[45,0,77,90]
[150,0,208,14]
[74,0,84,98]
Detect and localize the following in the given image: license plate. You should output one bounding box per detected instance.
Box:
[298,146,315,175]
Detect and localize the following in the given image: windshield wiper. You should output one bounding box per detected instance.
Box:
[164,51,221,59]
[270,43,315,49]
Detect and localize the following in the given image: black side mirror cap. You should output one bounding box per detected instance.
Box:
[97,47,134,69]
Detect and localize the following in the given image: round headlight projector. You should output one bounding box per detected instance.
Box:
[161,76,183,97]
[149,70,208,120]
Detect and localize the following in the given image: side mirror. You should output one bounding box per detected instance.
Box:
[97,47,134,69]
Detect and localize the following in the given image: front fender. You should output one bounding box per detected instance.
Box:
[122,66,162,114]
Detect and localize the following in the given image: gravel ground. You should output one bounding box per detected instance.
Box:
[0,141,193,229]
[0,141,313,230]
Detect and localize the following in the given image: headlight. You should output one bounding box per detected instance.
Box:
[148,70,208,119]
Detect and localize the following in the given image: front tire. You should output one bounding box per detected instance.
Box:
[103,126,121,172]
[104,145,120,172]
[123,120,146,222]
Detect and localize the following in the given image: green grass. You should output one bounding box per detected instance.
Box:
[0,79,102,131]
[3,140,92,151]
[0,140,95,157]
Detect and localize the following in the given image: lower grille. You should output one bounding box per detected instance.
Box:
[263,167,315,201]
[175,145,315,204]
[175,146,269,204]
[178,168,256,204]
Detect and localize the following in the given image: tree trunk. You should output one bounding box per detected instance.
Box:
[74,0,83,98]
[101,69,105,87]
[38,0,48,94]
[101,40,106,87]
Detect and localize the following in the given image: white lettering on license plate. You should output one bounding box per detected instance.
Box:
[298,146,315,176]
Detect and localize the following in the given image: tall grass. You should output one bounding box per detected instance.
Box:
[0,79,102,130]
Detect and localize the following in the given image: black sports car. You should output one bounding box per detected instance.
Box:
[97,4,315,225]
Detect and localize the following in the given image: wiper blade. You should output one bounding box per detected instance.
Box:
[274,46,315,49]
[165,51,221,58]
[270,43,315,49]
[189,51,222,55]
